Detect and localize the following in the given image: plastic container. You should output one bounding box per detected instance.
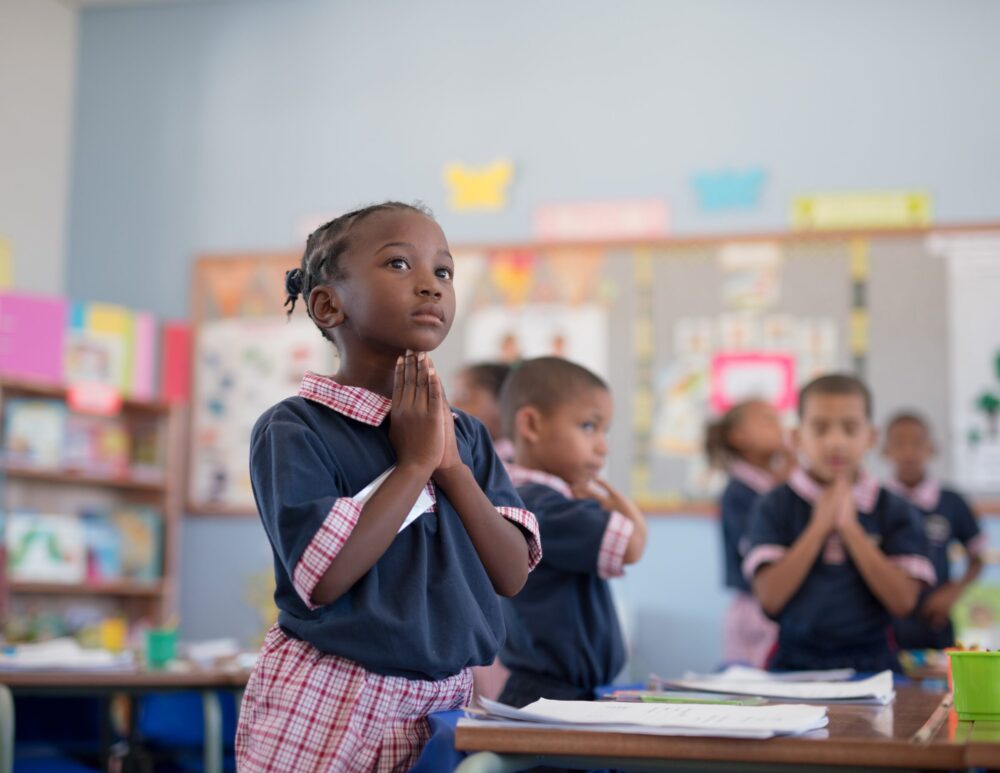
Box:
[947,650,1000,721]
[145,628,177,669]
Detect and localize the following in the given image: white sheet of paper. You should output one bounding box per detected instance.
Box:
[666,669,894,705]
[354,467,434,533]
[681,665,856,683]
[476,697,828,737]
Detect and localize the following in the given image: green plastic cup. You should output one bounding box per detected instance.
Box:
[948,651,1000,721]
[146,628,177,669]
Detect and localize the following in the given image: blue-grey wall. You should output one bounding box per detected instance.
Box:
[67,0,1000,674]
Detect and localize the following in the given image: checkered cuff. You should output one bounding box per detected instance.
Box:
[497,506,543,571]
[292,497,364,610]
[742,544,788,581]
[597,511,634,579]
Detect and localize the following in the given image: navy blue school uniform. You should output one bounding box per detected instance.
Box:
[720,460,779,666]
[499,466,634,706]
[743,468,935,673]
[887,477,986,649]
[722,460,778,593]
[249,372,541,681]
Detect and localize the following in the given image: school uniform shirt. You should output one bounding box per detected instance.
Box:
[721,459,777,593]
[720,460,779,667]
[237,373,541,772]
[743,468,935,672]
[500,466,633,692]
[887,477,986,649]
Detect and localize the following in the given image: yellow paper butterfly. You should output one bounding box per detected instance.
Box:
[443,159,514,212]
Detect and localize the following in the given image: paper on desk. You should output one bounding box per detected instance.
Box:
[665,669,894,705]
[0,638,134,672]
[354,467,435,533]
[457,717,831,741]
[473,697,828,739]
[678,665,856,683]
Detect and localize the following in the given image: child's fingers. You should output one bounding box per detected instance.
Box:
[401,349,416,406]
[428,369,442,410]
[392,355,405,407]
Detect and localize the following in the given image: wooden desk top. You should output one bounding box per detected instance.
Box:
[0,665,251,690]
[455,687,988,770]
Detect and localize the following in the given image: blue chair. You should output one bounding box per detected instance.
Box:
[136,692,238,772]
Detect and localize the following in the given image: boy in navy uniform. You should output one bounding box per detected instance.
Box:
[883,412,985,649]
[744,374,935,672]
[497,357,648,706]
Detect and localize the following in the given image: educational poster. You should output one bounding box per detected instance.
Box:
[190,315,336,509]
[458,247,613,378]
[934,233,1000,492]
[643,241,847,502]
[718,242,781,309]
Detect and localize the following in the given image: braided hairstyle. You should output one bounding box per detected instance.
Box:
[284,201,433,341]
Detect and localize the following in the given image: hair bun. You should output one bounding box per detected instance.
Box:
[285,268,304,298]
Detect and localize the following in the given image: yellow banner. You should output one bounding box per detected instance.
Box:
[791,191,932,230]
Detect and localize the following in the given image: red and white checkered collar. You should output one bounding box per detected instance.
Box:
[506,463,573,499]
[298,372,391,427]
[728,459,776,495]
[788,466,880,513]
[886,476,941,512]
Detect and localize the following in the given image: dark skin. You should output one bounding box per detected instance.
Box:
[304,209,531,606]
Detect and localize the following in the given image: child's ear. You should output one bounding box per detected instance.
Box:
[790,426,802,451]
[308,285,345,332]
[515,405,543,445]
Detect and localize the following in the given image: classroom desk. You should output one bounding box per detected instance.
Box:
[0,665,250,773]
[454,686,1000,772]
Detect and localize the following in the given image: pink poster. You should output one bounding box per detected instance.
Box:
[534,199,669,242]
[710,352,796,414]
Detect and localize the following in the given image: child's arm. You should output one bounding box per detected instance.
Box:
[836,487,923,618]
[752,480,839,616]
[922,497,986,628]
[433,365,532,597]
[574,479,648,564]
[310,352,444,606]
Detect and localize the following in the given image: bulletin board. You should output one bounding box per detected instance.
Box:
[187,223,1000,516]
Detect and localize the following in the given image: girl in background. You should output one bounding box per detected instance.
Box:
[706,400,791,667]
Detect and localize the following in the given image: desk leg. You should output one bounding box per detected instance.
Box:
[0,685,12,773]
[201,690,223,773]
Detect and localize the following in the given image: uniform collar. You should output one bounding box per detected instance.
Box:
[728,458,776,495]
[886,476,941,512]
[506,463,573,499]
[298,372,391,427]
[788,466,881,513]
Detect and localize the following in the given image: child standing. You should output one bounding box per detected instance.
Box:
[744,375,934,672]
[883,412,985,649]
[496,357,647,707]
[236,202,541,772]
[451,362,513,462]
[705,400,790,667]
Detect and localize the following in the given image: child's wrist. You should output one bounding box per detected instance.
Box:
[432,462,471,488]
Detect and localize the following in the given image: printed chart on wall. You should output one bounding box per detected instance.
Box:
[451,247,616,379]
[189,255,337,513]
[632,240,851,507]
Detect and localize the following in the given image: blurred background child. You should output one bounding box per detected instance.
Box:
[745,375,934,672]
[705,400,791,667]
[452,362,514,463]
[883,412,986,649]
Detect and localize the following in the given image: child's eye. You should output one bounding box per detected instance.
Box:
[387,258,410,270]
[581,422,596,432]
[435,267,454,281]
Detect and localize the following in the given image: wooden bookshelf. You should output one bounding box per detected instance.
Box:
[2,464,167,493]
[9,580,165,597]
[0,377,184,633]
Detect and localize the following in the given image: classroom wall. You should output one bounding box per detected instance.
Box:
[66,0,1000,672]
[0,0,77,294]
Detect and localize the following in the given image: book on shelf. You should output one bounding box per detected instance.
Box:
[64,413,131,476]
[111,506,162,582]
[3,398,67,468]
[81,510,122,582]
[5,511,87,583]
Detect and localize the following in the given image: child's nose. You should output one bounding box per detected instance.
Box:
[416,282,442,299]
